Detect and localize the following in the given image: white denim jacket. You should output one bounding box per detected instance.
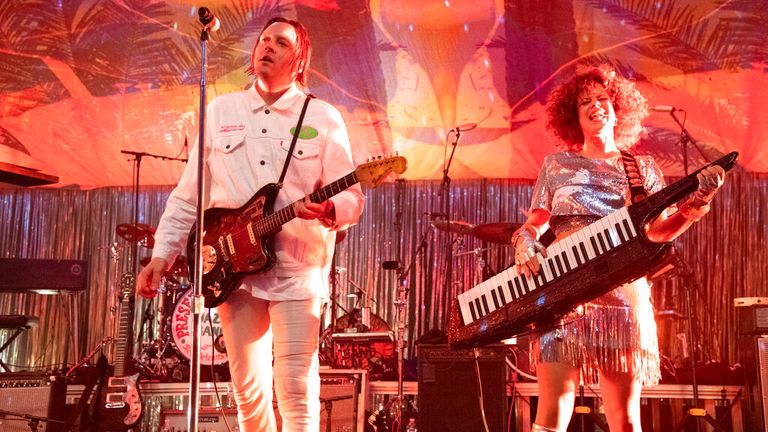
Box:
[152,83,364,300]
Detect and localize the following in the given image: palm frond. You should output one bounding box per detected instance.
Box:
[178,0,286,85]
[585,0,766,73]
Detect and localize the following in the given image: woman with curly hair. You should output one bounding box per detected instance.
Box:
[513,64,726,432]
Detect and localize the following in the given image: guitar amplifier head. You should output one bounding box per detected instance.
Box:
[735,297,768,334]
[0,374,66,432]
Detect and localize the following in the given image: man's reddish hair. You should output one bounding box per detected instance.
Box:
[248,17,312,86]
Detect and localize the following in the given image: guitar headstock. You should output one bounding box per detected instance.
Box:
[120,273,136,301]
[355,155,408,187]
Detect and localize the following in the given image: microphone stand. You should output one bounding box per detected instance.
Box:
[669,110,712,175]
[186,21,213,432]
[438,128,462,310]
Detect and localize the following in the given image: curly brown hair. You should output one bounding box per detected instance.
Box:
[545,64,648,151]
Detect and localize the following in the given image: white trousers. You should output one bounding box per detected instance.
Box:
[217,289,322,432]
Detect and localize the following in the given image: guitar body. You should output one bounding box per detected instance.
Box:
[96,372,142,430]
[187,156,408,308]
[188,183,279,308]
[96,273,143,430]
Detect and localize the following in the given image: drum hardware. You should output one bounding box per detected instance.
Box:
[115,223,156,248]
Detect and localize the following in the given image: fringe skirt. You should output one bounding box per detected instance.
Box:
[530,277,661,386]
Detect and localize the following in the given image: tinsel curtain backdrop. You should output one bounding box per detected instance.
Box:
[0,174,765,376]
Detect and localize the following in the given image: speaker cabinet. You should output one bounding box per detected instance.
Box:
[418,344,506,432]
[740,335,768,431]
[0,374,66,432]
[319,371,364,432]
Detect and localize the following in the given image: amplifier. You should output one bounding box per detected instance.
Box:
[418,344,507,432]
[0,259,88,293]
[735,297,768,335]
[0,374,66,432]
[161,408,238,432]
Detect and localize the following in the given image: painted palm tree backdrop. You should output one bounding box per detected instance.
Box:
[1,0,765,188]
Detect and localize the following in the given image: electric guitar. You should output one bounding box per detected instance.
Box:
[97,272,142,430]
[188,155,408,308]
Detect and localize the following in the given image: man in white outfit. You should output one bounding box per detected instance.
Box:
[137,17,365,431]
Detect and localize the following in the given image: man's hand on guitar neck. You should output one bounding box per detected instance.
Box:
[294,196,336,227]
[137,257,168,299]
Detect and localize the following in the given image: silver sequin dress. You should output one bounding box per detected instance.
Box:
[529,151,663,386]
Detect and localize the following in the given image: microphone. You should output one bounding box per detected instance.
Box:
[452,123,477,133]
[198,7,221,32]
[649,105,677,113]
[382,260,399,270]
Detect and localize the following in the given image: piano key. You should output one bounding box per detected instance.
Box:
[496,284,507,305]
[473,298,483,318]
[572,245,583,266]
[603,228,614,248]
[578,229,596,259]
[596,230,608,253]
[548,259,558,278]
[562,249,573,272]
[469,300,478,322]
[491,289,500,309]
[513,277,524,298]
[459,293,474,324]
[555,254,565,275]
[538,252,554,282]
[615,221,626,243]
[481,295,491,315]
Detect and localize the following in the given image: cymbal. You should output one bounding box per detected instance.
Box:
[471,222,522,244]
[116,223,155,248]
[430,219,475,235]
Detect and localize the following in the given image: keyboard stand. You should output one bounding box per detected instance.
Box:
[0,315,39,372]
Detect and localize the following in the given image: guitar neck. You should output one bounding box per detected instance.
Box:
[259,171,359,234]
[629,151,738,226]
[113,274,136,377]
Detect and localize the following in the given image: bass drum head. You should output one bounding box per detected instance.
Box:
[171,288,228,366]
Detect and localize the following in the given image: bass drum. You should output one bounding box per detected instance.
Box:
[171,288,228,366]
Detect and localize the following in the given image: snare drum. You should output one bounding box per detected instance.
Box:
[171,289,228,366]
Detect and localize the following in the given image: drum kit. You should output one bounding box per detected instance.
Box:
[114,223,228,382]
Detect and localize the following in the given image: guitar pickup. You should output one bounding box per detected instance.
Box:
[226,234,236,256]
[105,393,126,408]
[218,237,231,261]
[246,223,257,245]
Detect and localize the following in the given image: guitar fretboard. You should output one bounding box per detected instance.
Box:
[253,172,358,236]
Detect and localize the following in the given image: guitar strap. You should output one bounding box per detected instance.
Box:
[620,150,649,204]
[277,94,315,189]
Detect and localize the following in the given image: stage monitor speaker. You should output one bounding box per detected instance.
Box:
[0,374,66,432]
[418,344,506,432]
[740,335,768,432]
